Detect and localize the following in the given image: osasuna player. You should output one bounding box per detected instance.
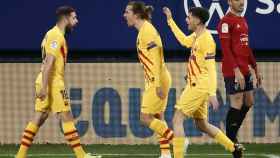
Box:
[15,6,101,158]
[163,6,244,158]
[217,0,262,156]
[123,1,173,158]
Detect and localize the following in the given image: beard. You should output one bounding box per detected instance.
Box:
[65,24,74,35]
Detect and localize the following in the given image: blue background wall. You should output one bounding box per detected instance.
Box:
[0,0,279,50]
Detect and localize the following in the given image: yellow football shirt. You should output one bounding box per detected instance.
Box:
[168,19,217,96]
[36,26,68,85]
[137,20,167,88]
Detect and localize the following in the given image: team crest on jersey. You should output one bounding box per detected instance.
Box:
[221,23,229,33]
[50,41,58,49]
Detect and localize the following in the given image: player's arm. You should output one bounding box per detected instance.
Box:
[139,38,161,87]
[39,55,55,98]
[139,34,164,99]
[203,42,219,110]
[204,49,217,97]
[217,21,238,70]
[163,7,194,48]
[37,34,60,100]
[248,48,262,87]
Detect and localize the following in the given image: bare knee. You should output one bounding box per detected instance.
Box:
[244,91,254,107]
[195,119,208,133]
[230,93,244,109]
[172,110,184,127]
[140,113,153,126]
[57,111,74,122]
[32,112,49,127]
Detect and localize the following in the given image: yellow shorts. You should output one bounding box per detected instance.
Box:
[175,85,209,119]
[141,70,171,114]
[35,83,71,113]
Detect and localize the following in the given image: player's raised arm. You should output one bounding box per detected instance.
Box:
[163,7,195,48]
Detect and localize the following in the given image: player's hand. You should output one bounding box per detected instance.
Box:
[256,72,262,88]
[37,88,47,101]
[156,87,165,100]
[234,68,245,90]
[209,96,219,111]
[163,7,173,20]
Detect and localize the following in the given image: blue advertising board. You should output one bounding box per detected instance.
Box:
[0,0,279,50]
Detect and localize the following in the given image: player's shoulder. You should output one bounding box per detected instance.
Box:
[218,13,235,27]
[200,30,216,49]
[139,21,159,42]
[46,26,64,41]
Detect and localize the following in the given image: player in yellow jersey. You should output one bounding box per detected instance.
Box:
[15,6,101,158]
[163,7,245,158]
[124,1,173,158]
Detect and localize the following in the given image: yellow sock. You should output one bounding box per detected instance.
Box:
[16,122,39,158]
[214,130,235,152]
[157,134,171,156]
[149,119,173,141]
[173,137,186,158]
[63,121,86,158]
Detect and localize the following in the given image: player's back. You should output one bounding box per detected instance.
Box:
[35,26,68,87]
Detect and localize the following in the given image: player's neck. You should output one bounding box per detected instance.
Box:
[195,25,206,38]
[229,9,242,17]
[134,19,145,31]
[56,22,66,35]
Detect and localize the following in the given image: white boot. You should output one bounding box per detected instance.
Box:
[84,153,102,158]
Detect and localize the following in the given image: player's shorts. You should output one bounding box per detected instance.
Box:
[175,84,209,119]
[35,82,71,113]
[141,69,172,114]
[224,73,254,95]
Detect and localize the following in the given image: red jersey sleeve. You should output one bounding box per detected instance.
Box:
[217,19,238,70]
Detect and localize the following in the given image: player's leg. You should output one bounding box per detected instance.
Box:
[140,86,173,141]
[57,111,87,158]
[156,71,172,158]
[16,112,49,158]
[16,83,50,158]
[195,118,236,151]
[172,110,187,158]
[238,74,255,132]
[154,113,171,158]
[194,118,244,158]
[225,76,245,141]
[140,112,173,141]
[54,88,100,158]
[240,90,254,126]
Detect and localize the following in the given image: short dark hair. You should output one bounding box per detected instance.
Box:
[189,7,209,24]
[128,1,154,21]
[56,6,75,22]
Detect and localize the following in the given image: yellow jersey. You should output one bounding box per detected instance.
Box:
[136,20,168,88]
[168,19,217,96]
[36,26,68,86]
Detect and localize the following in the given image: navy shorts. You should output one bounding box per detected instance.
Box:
[224,73,254,95]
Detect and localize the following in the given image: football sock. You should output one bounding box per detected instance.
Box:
[62,121,86,158]
[16,122,39,158]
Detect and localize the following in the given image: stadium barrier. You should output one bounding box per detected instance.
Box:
[0,62,279,144]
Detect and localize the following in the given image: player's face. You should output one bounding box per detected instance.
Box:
[65,12,78,33]
[229,0,244,13]
[124,5,137,27]
[186,13,199,31]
